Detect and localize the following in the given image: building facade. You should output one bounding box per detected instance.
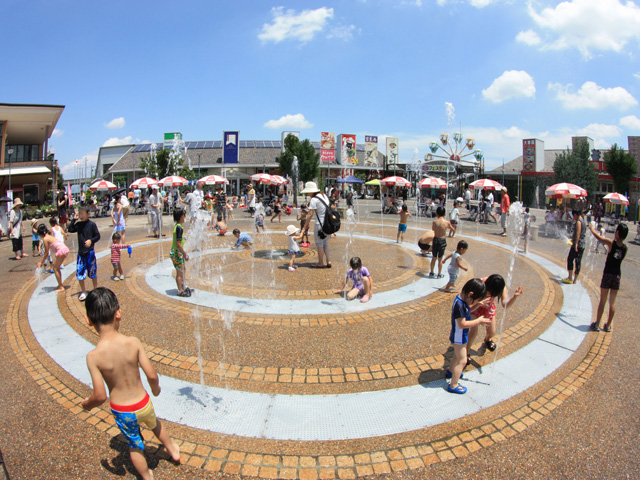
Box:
[0,103,64,204]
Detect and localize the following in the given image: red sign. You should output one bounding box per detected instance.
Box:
[321,150,335,163]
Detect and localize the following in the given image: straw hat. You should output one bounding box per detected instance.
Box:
[12,198,23,207]
[285,225,300,236]
[300,181,320,195]
[501,186,508,192]
[31,218,38,225]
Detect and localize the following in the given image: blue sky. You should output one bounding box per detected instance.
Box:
[2,0,639,177]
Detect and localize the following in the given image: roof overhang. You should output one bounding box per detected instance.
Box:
[0,103,65,144]
[0,165,52,176]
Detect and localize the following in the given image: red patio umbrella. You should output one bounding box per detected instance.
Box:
[380,176,411,188]
[469,178,503,191]
[418,177,447,189]
[88,180,117,192]
[251,173,273,185]
[545,182,587,199]
[130,177,158,189]
[603,192,629,205]
[198,174,229,185]
[158,175,189,187]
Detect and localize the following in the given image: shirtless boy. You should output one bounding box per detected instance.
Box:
[430,206,456,278]
[418,230,435,257]
[81,288,180,479]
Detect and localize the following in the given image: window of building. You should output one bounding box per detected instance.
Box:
[23,184,39,204]
[4,144,41,163]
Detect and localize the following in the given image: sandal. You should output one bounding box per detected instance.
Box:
[603,324,612,332]
[590,322,601,332]
[310,264,325,269]
[437,274,445,278]
[484,339,497,351]
[447,384,467,394]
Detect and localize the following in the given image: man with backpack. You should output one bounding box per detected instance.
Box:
[301,181,339,269]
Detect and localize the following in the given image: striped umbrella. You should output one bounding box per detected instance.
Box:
[418,177,447,189]
[158,175,189,187]
[545,182,587,199]
[603,192,629,205]
[380,176,411,188]
[251,173,273,185]
[269,175,288,185]
[88,180,117,191]
[469,178,503,191]
[198,174,229,185]
[130,177,158,189]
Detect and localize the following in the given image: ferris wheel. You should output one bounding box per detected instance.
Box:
[424,133,484,174]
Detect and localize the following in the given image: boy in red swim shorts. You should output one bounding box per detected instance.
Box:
[81,288,180,479]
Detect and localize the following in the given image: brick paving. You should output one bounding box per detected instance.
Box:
[0,201,637,479]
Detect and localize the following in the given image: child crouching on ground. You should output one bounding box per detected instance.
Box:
[215,214,228,236]
[110,232,131,281]
[285,224,303,271]
[334,256,374,303]
[81,288,180,479]
[467,274,523,365]
[170,208,190,297]
[447,278,491,394]
[232,228,253,250]
[442,240,469,292]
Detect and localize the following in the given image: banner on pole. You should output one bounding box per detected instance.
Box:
[223,131,239,164]
[364,136,378,166]
[321,132,335,163]
[338,134,357,165]
[386,137,399,166]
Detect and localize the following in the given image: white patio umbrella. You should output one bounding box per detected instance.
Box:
[198,174,229,185]
[158,175,189,187]
[88,180,117,192]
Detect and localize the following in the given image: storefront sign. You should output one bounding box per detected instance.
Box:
[386,137,399,166]
[321,132,335,163]
[223,131,239,164]
[364,136,378,167]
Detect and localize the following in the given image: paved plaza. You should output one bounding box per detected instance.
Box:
[1,200,639,479]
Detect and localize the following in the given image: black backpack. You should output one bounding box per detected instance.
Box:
[314,195,341,235]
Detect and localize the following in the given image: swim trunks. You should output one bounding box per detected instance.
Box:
[77,250,97,280]
[398,223,407,233]
[432,237,447,258]
[418,240,431,252]
[110,392,157,450]
[170,247,185,270]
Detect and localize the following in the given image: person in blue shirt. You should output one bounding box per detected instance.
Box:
[447,278,491,394]
[231,229,253,250]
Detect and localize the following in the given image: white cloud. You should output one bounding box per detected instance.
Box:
[634,72,640,80]
[525,0,640,58]
[104,117,126,129]
[577,123,622,138]
[258,7,333,44]
[327,24,360,41]
[482,70,536,103]
[620,115,640,130]
[515,29,541,46]
[263,113,313,129]
[548,81,638,110]
[401,0,423,6]
[102,136,134,147]
[60,153,98,178]
[436,0,497,7]
[52,128,64,137]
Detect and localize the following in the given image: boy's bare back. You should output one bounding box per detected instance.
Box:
[432,217,452,238]
[399,211,411,224]
[87,333,150,406]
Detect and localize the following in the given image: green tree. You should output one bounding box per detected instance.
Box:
[139,148,184,179]
[278,135,320,206]
[604,143,637,194]
[553,139,598,200]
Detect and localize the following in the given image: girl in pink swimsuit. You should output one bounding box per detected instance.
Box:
[36,224,69,292]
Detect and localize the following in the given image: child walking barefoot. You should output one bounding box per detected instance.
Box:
[441,240,468,292]
[110,232,131,281]
[396,204,411,243]
[334,257,374,303]
[447,279,491,394]
[170,209,190,297]
[81,288,180,479]
[467,274,523,365]
[587,223,628,332]
[297,204,310,246]
[36,224,69,292]
[285,225,303,271]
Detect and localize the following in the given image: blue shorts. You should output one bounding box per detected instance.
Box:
[398,223,407,233]
[448,273,458,284]
[77,250,97,281]
[110,393,157,450]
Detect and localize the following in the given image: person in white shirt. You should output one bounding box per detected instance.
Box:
[301,181,332,268]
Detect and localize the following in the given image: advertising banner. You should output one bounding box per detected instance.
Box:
[163,132,182,150]
[338,134,357,165]
[386,137,399,166]
[223,131,239,164]
[364,135,378,166]
[281,131,300,152]
[321,132,335,163]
